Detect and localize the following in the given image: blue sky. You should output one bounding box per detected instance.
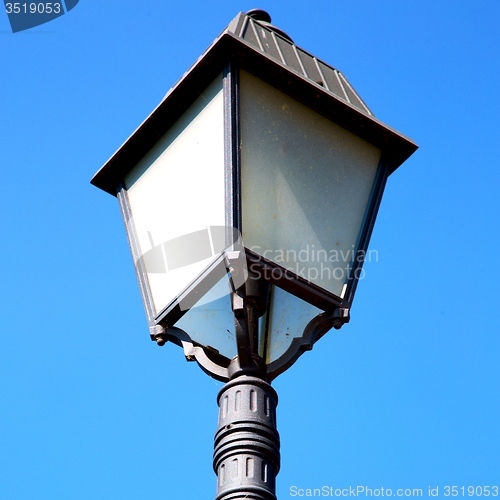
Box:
[1,1,499,499]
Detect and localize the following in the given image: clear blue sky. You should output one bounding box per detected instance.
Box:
[1,1,499,499]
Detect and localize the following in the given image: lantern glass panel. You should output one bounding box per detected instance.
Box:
[124,75,225,316]
[258,285,321,364]
[176,273,237,360]
[240,70,381,298]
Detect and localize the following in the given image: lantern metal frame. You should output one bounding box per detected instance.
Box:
[91,11,417,382]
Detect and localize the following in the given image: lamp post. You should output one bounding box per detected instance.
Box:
[91,10,417,500]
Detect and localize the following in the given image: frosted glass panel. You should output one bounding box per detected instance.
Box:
[124,75,225,315]
[240,70,381,297]
[176,274,237,360]
[259,285,321,364]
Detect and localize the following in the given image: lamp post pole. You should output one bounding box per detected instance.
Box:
[214,373,279,500]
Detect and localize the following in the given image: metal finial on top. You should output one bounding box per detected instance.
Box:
[246,9,293,43]
[246,9,271,23]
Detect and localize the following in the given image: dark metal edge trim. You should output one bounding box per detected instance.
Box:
[223,63,242,239]
[345,156,389,304]
[165,327,230,382]
[266,311,336,381]
[116,184,156,324]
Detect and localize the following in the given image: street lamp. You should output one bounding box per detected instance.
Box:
[91,9,417,500]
